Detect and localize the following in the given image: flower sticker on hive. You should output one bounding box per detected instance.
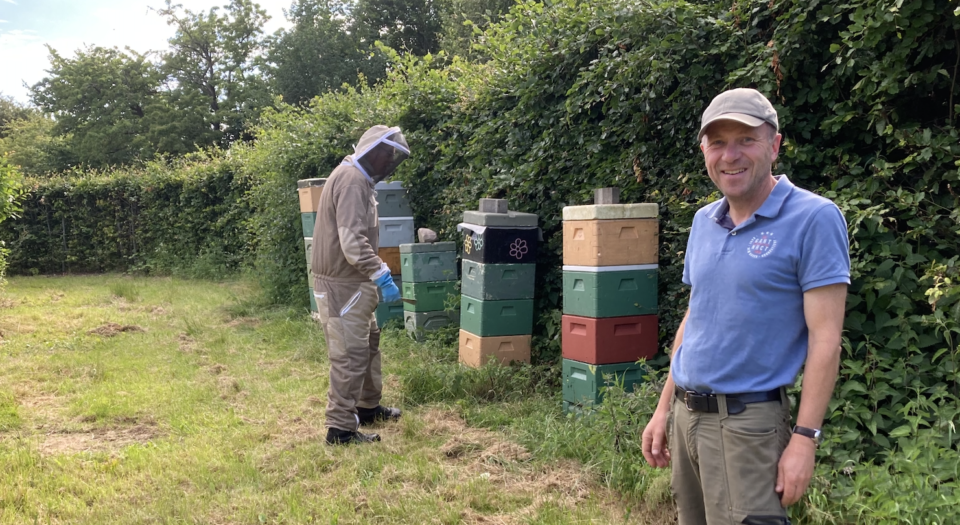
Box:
[473,235,484,252]
[463,234,472,254]
[509,239,528,260]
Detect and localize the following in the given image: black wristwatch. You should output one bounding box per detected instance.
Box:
[792,425,823,447]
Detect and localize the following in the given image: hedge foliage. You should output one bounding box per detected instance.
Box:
[0,155,23,284]
[0,153,252,278]
[2,0,960,520]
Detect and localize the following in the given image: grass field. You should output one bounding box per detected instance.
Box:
[0,275,673,524]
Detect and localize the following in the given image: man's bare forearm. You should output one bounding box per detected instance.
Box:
[796,284,847,429]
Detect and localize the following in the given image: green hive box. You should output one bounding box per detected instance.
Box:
[562,265,658,318]
[461,260,535,301]
[301,212,317,237]
[374,181,413,217]
[562,358,647,409]
[400,242,459,282]
[460,296,534,337]
[404,310,459,338]
[376,301,405,327]
[308,287,317,313]
[402,281,458,312]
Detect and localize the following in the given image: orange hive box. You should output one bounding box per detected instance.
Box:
[297,182,325,213]
[562,218,658,266]
[459,329,531,368]
[379,247,401,275]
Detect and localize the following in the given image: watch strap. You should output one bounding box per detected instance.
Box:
[792,425,821,446]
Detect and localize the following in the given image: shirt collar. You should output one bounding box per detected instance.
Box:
[754,174,793,219]
[710,174,793,229]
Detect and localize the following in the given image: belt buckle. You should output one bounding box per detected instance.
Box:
[683,390,709,412]
[683,391,696,412]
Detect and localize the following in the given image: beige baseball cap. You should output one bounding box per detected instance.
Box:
[698,88,778,140]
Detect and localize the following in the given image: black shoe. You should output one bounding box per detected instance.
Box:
[325,427,381,445]
[357,405,402,426]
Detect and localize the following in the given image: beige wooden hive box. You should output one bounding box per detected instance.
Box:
[562,189,659,267]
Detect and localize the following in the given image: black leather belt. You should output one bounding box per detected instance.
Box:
[675,385,781,415]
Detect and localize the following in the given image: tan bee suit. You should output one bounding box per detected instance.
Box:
[310,125,409,431]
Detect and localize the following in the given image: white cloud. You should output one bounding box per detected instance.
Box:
[2,0,17,5]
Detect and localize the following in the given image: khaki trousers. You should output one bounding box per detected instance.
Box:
[314,279,382,431]
[669,389,792,525]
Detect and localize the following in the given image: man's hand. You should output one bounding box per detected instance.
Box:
[641,409,671,468]
[776,433,816,506]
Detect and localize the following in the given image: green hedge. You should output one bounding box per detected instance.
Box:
[0,155,23,284]
[0,153,252,278]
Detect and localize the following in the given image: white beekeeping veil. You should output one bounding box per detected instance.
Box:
[342,125,410,182]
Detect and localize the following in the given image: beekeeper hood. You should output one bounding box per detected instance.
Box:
[342,125,410,182]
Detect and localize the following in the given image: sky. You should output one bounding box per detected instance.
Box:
[0,0,294,104]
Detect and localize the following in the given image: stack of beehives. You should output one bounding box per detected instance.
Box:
[458,199,539,367]
[400,241,459,337]
[561,188,659,413]
[374,181,414,326]
[297,178,326,312]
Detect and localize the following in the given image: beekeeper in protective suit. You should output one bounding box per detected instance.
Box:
[311,125,409,445]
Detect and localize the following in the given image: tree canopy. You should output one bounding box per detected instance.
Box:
[267,0,389,106]
[6,0,517,174]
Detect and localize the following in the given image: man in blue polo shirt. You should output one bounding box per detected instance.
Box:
[641,88,850,525]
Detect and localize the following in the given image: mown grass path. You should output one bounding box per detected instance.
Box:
[0,276,672,524]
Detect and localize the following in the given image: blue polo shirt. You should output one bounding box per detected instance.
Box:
[672,175,850,394]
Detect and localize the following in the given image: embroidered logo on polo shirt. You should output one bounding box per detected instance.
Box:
[748,231,777,258]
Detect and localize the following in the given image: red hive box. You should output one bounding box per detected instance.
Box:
[561,314,659,365]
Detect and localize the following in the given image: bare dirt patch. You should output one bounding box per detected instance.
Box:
[15,392,68,422]
[1,322,36,335]
[178,333,197,352]
[87,323,145,337]
[417,408,674,524]
[36,423,161,455]
[208,363,228,375]
[150,306,168,318]
[1,399,162,456]
[271,415,325,451]
[217,375,242,397]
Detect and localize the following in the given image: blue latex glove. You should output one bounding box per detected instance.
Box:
[374,272,401,303]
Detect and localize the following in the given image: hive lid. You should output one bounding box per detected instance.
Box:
[562,203,658,221]
[375,181,405,191]
[462,210,538,227]
[297,178,327,189]
[399,241,457,253]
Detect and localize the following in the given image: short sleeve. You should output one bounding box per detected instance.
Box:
[798,203,851,292]
[682,211,703,286]
[682,237,693,286]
